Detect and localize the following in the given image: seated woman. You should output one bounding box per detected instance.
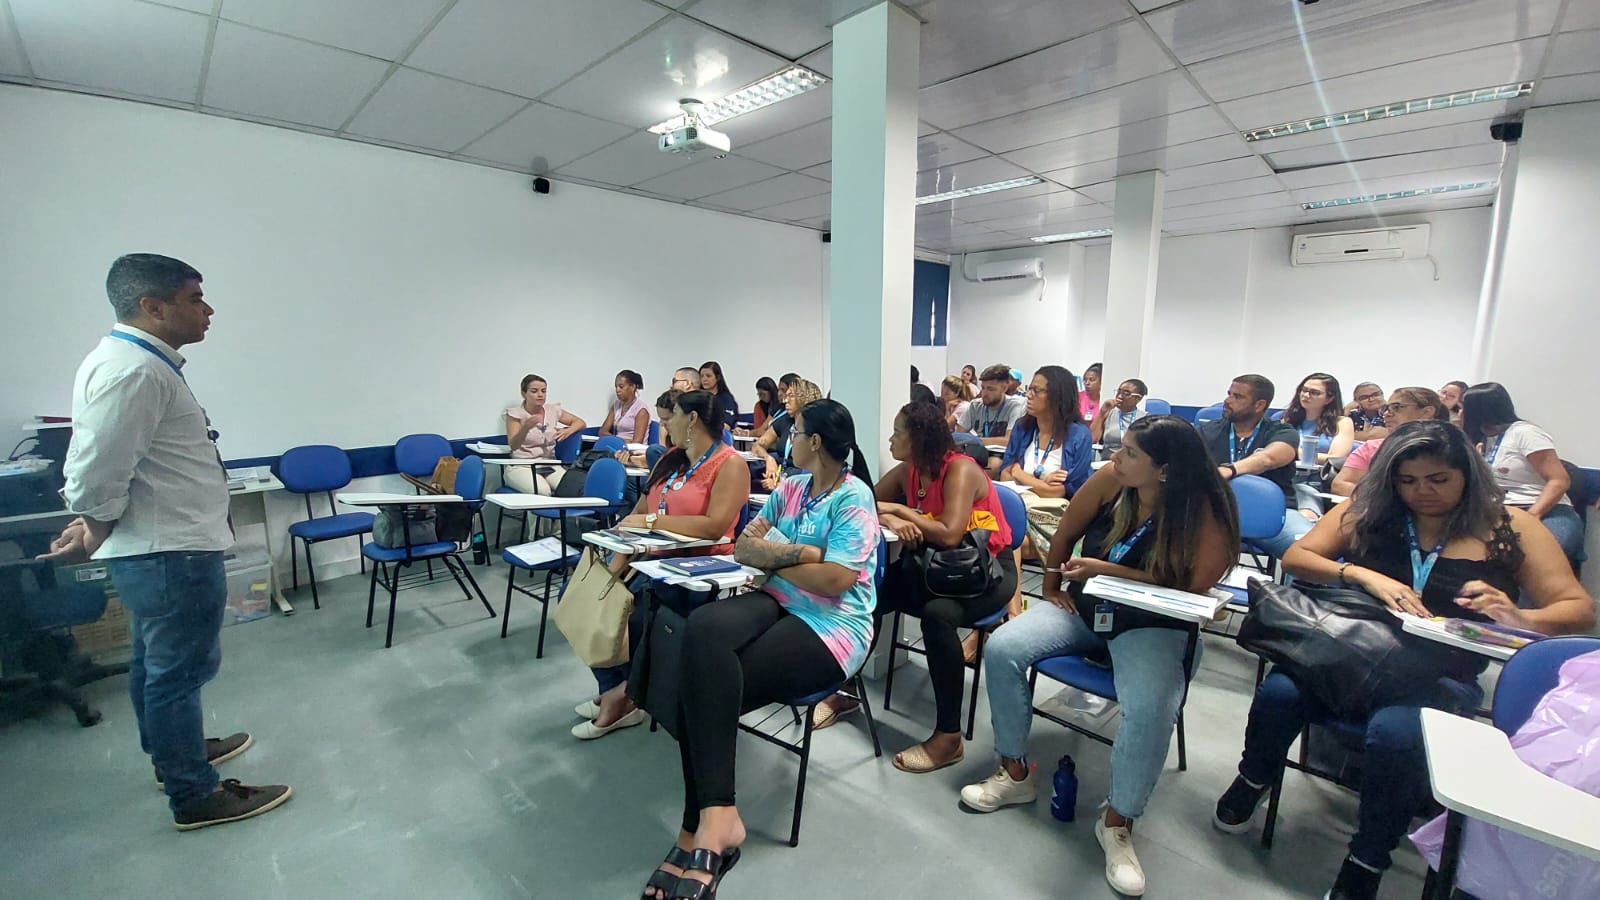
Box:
[641,399,878,900]
[753,379,821,491]
[1090,378,1148,456]
[574,390,749,741]
[599,369,650,445]
[1462,382,1585,563]
[814,402,1017,773]
[1213,420,1596,900]
[1345,382,1390,441]
[617,390,679,470]
[699,361,739,423]
[963,415,1238,898]
[503,373,585,495]
[960,364,977,391]
[1078,362,1104,422]
[1282,372,1355,465]
[1439,380,1467,427]
[743,377,781,435]
[1330,387,1448,497]
[941,375,974,431]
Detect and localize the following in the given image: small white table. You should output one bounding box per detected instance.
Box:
[1395,612,1518,661]
[488,494,612,575]
[336,492,464,507]
[466,442,512,456]
[1420,707,1600,899]
[226,470,291,614]
[582,529,729,556]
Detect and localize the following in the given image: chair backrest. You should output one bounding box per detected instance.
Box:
[1231,474,1287,541]
[722,427,734,445]
[952,432,989,468]
[555,428,593,465]
[647,421,660,444]
[394,433,451,478]
[277,444,354,494]
[994,483,1028,550]
[582,457,627,507]
[1492,636,1600,734]
[1144,398,1172,416]
[874,535,888,587]
[453,455,485,502]
[1194,403,1225,425]
[594,435,626,454]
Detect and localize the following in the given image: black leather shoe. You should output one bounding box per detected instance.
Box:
[1324,856,1382,900]
[155,732,253,785]
[173,779,292,831]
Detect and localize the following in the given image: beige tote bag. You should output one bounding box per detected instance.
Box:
[551,548,635,667]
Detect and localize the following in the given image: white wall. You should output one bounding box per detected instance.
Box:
[0,85,827,462]
[951,205,1493,408]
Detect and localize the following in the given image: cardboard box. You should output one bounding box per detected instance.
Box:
[69,591,130,665]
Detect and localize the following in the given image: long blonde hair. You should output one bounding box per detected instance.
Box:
[941,375,974,402]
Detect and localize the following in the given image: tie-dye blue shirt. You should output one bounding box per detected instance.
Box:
[757,472,880,675]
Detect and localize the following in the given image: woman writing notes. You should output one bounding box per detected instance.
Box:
[753,378,821,491]
[503,374,585,494]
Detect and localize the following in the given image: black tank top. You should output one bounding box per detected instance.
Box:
[1068,500,1185,638]
[1348,513,1522,619]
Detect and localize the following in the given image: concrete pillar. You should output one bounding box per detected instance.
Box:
[1100,170,1165,397]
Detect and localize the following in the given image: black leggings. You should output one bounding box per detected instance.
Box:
[876,550,1017,734]
[677,591,844,833]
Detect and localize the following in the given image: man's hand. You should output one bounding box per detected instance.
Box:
[36,517,104,564]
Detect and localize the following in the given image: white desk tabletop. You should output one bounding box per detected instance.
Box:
[1084,575,1228,624]
[1396,613,1517,661]
[226,472,285,494]
[1421,707,1600,863]
[485,494,609,511]
[748,492,771,507]
[467,442,512,456]
[482,456,561,467]
[335,492,464,506]
[625,466,650,478]
[582,530,729,555]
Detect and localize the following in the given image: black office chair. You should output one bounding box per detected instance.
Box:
[0,545,125,727]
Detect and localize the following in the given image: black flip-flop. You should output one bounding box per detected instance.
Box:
[642,846,693,899]
[667,847,742,899]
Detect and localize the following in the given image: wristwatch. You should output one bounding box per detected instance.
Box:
[645,513,659,529]
[1223,463,1238,478]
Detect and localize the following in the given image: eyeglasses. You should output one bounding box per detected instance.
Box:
[1025,386,1047,396]
[1299,387,1326,397]
[1355,393,1383,403]
[1381,402,1415,414]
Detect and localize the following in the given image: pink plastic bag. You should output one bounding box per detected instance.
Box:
[1411,650,1600,900]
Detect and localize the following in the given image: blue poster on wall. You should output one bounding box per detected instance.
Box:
[912,259,950,347]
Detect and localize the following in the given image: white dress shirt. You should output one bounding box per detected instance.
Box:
[62,324,233,558]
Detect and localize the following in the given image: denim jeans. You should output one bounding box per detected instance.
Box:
[982,602,1199,818]
[107,551,227,811]
[1252,506,1315,558]
[1235,670,1483,871]
[1538,504,1587,563]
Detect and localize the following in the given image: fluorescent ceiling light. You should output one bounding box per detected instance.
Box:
[648,66,828,134]
[1243,82,1533,142]
[1031,228,1113,244]
[916,176,1043,206]
[1300,181,1494,210]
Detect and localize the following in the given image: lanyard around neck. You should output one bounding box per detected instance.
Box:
[800,471,845,517]
[659,443,718,515]
[1484,431,1506,464]
[1406,515,1446,593]
[1106,516,1154,564]
[109,331,182,378]
[1230,419,1265,463]
[1030,429,1057,478]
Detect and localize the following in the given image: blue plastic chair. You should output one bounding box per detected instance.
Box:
[646,421,660,444]
[453,455,490,562]
[528,457,627,534]
[360,479,492,648]
[1144,398,1172,416]
[554,427,596,465]
[1029,644,1193,774]
[394,433,451,479]
[738,536,886,847]
[593,436,625,454]
[1216,475,1288,608]
[1493,635,1600,733]
[1194,403,1225,425]
[884,480,1026,740]
[279,445,375,610]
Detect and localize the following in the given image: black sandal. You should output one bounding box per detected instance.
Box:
[642,846,694,900]
[667,847,742,899]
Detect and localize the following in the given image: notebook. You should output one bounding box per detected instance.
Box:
[661,557,743,577]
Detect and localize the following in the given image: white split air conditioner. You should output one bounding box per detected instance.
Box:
[974,257,1044,282]
[1291,224,1430,266]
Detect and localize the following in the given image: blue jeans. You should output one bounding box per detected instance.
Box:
[983,602,1198,818]
[107,551,227,811]
[1538,504,1586,563]
[1252,506,1315,558]
[1236,670,1482,870]
[592,602,649,694]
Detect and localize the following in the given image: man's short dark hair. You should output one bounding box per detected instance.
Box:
[979,364,1011,383]
[1232,373,1275,407]
[106,254,201,322]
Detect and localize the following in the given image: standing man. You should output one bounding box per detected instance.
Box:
[1198,374,1311,557]
[41,254,291,830]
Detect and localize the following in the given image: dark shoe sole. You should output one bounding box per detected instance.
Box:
[156,733,255,787]
[174,785,292,831]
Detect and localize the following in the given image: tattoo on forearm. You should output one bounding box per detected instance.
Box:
[737,539,810,571]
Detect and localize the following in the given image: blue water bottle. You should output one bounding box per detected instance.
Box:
[1051,755,1078,822]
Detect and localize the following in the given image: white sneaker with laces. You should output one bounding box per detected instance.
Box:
[958,766,1037,812]
[1094,815,1147,896]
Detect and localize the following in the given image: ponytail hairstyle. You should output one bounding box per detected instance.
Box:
[645,389,724,490]
[797,398,874,489]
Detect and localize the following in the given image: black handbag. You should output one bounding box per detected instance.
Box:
[1237,581,1476,720]
[624,582,709,740]
[904,529,1001,601]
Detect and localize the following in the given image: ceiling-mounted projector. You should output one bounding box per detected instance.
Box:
[658,99,730,157]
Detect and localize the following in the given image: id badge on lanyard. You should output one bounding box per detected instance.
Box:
[1093,601,1114,633]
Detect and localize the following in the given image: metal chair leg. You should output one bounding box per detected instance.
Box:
[965,628,987,740]
[383,563,401,648]
[853,673,883,758]
[501,565,516,638]
[454,556,493,616]
[790,708,815,847]
[537,570,553,659]
[290,539,300,590]
[495,508,506,549]
[1262,767,1284,848]
[365,563,380,627]
[304,541,321,610]
[357,536,366,573]
[1176,710,1188,772]
[883,611,902,711]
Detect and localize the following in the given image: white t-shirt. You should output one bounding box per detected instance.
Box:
[1485,421,1570,508]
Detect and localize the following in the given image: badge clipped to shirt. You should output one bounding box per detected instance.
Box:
[1093,601,1115,633]
[765,527,792,545]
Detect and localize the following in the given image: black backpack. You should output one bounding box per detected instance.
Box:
[553,449,615,544]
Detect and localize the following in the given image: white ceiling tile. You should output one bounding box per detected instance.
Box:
[202,24,390,130]
[970,209,1113,236]
[1245,100,1518,154]
[917,156,1034,197]
[554,130,693,185]
[1545,28,1600,78]
[1163,175,1284,208]
[459,102,634,171]
[1145,0,1438,65]
[544,16,789,129]
[219,0,449,60]
[630,154,788,199]
[408,0,665,98]
[1274,144,1506,190]
[1560,2,1600,33]
[919,179,1060,216]
[1163,208,1307,235]
[1040,133,1254,188]
[1164,193,1297,221]
[953,189,1101,224]
[699,172,828,210]
[799,43,831,77]
[919,21,1175,130]
[750,191,832,221]
[952,71,1210,154]
[1161,155,1274,191]
[738,118,831,170]
[1531,71,1600,106]
[801,162,831,180]
[1289,165,1502,205]
[0,2,26,77]
[797,214,830,228]
[716,83,833,146]
[1219,38,1548,131]
[915,0,1131,86]
[345,67,526,151]
[995,105,1232,174]
[1262,119,1496,170]
[917,132,987,171]
[1188,0,1560,102]
[919,120,939,136]
[12,0,207,103]
[682,0,833,59]
[1076,181,1116,203]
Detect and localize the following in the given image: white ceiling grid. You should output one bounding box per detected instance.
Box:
[1,0,1595,253]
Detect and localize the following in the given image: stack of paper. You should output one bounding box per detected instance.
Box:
[1085,576,1228,613]
[505,537,579,568]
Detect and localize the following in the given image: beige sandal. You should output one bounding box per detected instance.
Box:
[893,741,965,774]
[811,697,858,730]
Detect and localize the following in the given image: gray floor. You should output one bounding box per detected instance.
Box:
[0,562,1434,899]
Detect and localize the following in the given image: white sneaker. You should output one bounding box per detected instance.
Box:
[1094,815,1147,896]
[571,708,645,740]
[959,766,1038,812]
